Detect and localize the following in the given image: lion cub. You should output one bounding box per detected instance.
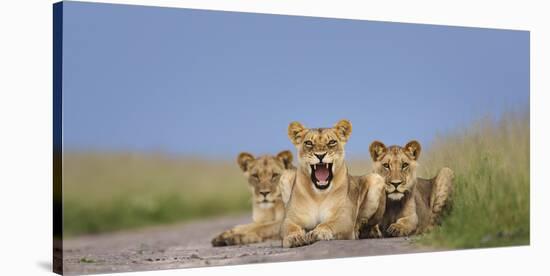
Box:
[211,150,295,246]
[369,140,454,237]
[281,119,385,248]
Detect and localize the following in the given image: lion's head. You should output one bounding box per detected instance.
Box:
[237,150,294,208]
[369,140,421,201]
[287,119,352,191]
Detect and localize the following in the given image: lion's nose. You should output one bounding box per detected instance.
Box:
[259,191,270,198]
[390,180,403,188]
[314,153,326,162]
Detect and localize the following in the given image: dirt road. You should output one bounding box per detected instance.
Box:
[62,214,435,275]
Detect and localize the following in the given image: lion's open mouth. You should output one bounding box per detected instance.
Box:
[310,163,333,190]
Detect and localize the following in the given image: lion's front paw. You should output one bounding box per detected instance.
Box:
[211,230,251,246]
[282,231,308,248]
[240,232,263,244]
[305,226,334,244]
[211,230,237,246]
[386,223,411,237]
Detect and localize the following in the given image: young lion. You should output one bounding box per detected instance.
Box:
[369,140,454,237]
[281,119,385,248]
[211,150,295,246]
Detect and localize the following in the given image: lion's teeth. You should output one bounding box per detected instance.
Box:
[314,164,317,170]
[325,163,329,169]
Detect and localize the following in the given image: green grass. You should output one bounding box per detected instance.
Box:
[416,111,529,248]
[63,153,251,236]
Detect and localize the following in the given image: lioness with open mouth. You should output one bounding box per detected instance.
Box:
[281,119,385,248]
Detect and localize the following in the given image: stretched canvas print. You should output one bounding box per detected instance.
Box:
[53,1,530,275]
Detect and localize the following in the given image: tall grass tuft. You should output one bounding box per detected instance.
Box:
[417,111,529,248]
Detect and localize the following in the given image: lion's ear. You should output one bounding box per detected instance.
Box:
[369,141,387,161]
[276,150,294,170]
[404,140,421,160]
[237,152,255,172]
[288,121,307,145]
[334,119,352,142]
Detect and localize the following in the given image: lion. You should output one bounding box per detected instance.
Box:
[211,150,295,246]
[368,140,454,237]
[281,119,386,248]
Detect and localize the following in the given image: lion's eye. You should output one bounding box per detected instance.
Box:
[328,140,338,147]
[304,141,313,147]
[272,173,280,180]
[382,163,390,169]
[251,173,259,179]
[402,163,409,169]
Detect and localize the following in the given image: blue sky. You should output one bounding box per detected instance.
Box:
[61,1,529,158]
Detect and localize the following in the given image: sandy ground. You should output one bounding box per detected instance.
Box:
[62,214,436,275]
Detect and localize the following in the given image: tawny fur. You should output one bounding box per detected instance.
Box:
[211,151,295,246]
[281,120,386,248]
[354,174,387,239]
[369,140,454,237]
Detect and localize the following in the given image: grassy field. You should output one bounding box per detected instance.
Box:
[63,153,251,236]
[416,111,530,248]
[64,112,529,250]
